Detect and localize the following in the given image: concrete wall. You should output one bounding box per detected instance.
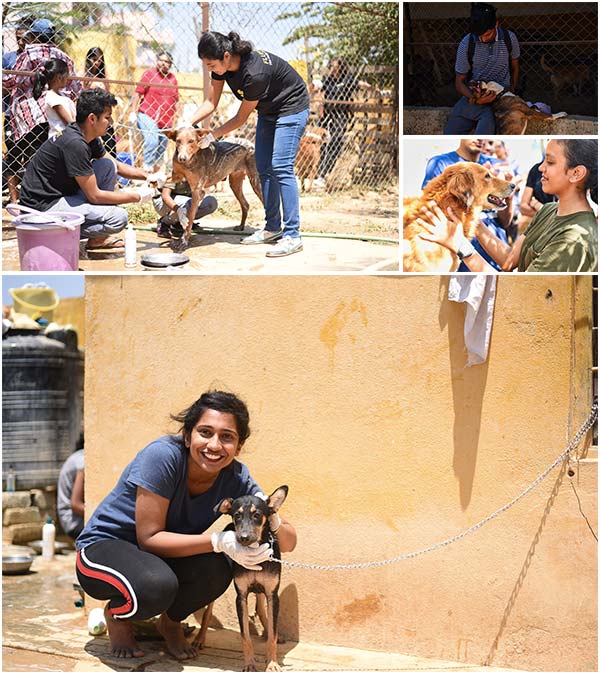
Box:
[403,106,599,135]
[84,275,597,672]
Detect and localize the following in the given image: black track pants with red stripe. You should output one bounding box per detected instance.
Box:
[76,539,232,622]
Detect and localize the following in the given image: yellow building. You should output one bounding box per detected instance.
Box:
[85,274,596,672]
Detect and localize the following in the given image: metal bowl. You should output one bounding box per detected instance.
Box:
[3,554,33,575]
[140,252,189,268]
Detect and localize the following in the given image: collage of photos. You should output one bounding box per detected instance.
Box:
[1,2,597,674]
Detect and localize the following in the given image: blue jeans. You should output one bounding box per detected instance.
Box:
[137,112,168,168]
[255,108,309,238]
[48,157,128,240]
[444,97,496,135]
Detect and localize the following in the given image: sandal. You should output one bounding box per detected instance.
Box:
[86,236,125,250]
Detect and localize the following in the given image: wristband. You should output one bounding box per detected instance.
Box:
[456,239,476,261]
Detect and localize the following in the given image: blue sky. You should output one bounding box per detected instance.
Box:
[2,275,85,306]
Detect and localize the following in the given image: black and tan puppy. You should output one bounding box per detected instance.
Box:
[164,128,263,251]
[215,486,288,672]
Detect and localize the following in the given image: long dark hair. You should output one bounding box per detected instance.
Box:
[33,58,68,100]
[556,139,598,204]
[198,31,253,61]
[85,46,106,78]
[171,390,251,447]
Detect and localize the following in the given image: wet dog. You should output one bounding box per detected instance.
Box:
[403,162,515,272]
[295,125,330,192]
[468,80,567,134]
[164,128,263,251]
[215,487,288,672]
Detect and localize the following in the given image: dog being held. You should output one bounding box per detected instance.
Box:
[403,162,515,272]
[295,125,330,192]
[164,128,263,251]
[468,80,567,134]
[211,486,288,672]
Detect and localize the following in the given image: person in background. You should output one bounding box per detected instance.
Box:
[32,58,75,140]
[83,46,116,155]
[57,437,84,540]
[153,179,218,239]
[519,154,558,231]
[493,140,524,242]
[128,51,180,172]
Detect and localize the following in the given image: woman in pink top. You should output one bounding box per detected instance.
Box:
[128,51,180,171]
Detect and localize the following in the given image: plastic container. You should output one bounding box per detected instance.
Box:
[7,204,83,272]
[42,516,56,560]
[87,607,107,635]
[116,152,134,186]
[9,285,60,322]
[124,223,137,268]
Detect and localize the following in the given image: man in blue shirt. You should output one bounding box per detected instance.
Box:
[421,139,514,270]
[444,3,520,134]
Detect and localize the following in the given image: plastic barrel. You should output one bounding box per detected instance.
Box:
[2,333,84,490]
[14,212,83,272]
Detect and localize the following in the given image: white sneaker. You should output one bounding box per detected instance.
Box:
[265,236,303,257]
[313,177,326,189]
[240,229,282,245]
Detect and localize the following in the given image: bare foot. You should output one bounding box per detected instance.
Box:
[104,606,144,658]
[156,612,199,660]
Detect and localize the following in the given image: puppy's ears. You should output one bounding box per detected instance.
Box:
[164,129,178,141]
[446,167,475,211]
[195,128,212,140]
[267,485,288,513]
[214,497,234,515]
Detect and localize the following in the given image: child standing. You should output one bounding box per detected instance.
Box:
[33,58,76,139]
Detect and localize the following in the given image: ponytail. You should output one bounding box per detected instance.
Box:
[32,58,69,100]
[198,30,253,61]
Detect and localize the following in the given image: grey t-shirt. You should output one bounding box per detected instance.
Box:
[57,449,84,535]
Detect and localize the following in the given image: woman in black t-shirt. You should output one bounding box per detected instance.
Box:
[192,31,309,258]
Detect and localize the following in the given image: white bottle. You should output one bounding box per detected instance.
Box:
[124,223,137,268]
[42,516,56,560]
[87,607,107,635]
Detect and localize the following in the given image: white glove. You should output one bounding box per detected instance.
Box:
[128,111,137,124]
[135,183,157,203]
[211,530,272,570]
[146,171,166,188]
[199,132,216,149]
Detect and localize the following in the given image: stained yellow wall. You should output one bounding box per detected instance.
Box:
[85,275,597,672]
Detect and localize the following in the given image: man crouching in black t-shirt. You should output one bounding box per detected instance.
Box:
[19,89,158,250]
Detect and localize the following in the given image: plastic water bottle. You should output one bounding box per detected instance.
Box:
[87,607,107,635]
[6,465,16,492]
[124,223,137,268]
[42,516,56,560]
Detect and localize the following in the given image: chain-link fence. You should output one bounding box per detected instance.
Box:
[2,1,398,203]
[404,2,598,116]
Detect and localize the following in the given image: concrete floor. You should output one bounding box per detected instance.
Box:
[1,219,399,274]
[2,552,519,672]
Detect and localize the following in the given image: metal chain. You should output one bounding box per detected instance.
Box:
[272,401,597,571]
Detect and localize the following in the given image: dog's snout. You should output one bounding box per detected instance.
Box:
[509,182,516,190]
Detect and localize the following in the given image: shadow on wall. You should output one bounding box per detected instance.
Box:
[437,277,490,511]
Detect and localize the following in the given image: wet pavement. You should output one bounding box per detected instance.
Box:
[3,552,521,672]
[2,220,399,274]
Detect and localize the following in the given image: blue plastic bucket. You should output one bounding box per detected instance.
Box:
[116,152,134,186]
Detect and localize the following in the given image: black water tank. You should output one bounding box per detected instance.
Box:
[2,331,84,490]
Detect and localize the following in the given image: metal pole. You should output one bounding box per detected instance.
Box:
[201,2,210,129]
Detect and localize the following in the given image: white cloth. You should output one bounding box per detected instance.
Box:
[448,275,497,367]
[45,90,76,139]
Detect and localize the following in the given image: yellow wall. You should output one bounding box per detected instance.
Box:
[84,275,597,671]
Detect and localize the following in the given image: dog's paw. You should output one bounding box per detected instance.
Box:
[242,664,258,672]
[233,223,245,232]
[552,111,568,119]
[171,237,189,252]
[265,662,282,672]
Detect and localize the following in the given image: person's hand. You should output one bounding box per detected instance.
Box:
[211,530,272,570]
[128,111,137,124]
[199,132,216,149]
[416,200,466,254]
[135,183,157,203]
[474,92,497,105]
[146,171,166,188]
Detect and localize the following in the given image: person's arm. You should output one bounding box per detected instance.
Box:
[114,158,148,181]
[70,469,85,518]
[128,91,142,121]
[190,79,225,126]
[510,57,519,93]
[475,220,524,271]
[210,98,258,139]
[455,72,496,104]
[160,185,178,213]
[271,516,297,553]
[519,185,539,218]
[75,172,144,205]
[51,102,75,126]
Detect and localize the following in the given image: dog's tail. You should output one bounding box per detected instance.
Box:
[540,55,553,74]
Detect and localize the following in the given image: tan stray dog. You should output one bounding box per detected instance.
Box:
[468,81,567,134]
[164,128,263,251]
[295,125,330,192]
[403,162,515,272]
[540,55,589,98]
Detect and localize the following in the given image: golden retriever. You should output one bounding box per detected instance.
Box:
[403,162,515,272]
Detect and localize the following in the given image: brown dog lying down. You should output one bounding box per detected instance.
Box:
[164,128,263,251]
[468,81,567,134]
[295,125,330,192]
[403,162,515,272]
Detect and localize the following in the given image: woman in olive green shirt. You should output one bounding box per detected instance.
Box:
[417,139,597,272]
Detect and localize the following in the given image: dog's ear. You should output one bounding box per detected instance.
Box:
[267,485,288,513]
[214,498,234,515]
[446,166,475,211]
[164,129,178,141]
[195,128,211,141]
